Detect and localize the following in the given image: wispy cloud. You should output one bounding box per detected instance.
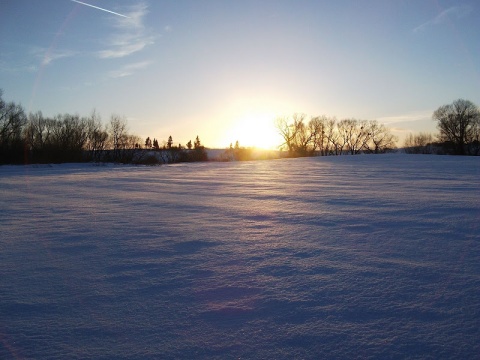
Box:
[413,5,472,33]
[108,60,152,78]
[97,2,155,59]
[31,47,77,66]
[377,110,432,125]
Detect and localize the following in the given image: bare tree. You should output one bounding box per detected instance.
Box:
[45,113,88,161]
[338,119,370,155]
[85,110,108,161]
[470,124,480,155]
[24,111,52,152]
[275,114,317,156]
[275,114,396,157]
[365,120,397,154]
[124,134,141,149]
[433,99,480,155]
[324,117,339,155]
[109,115,128,159]
[0,90,27,163]
[309,116,327,155]
[63,114,88,151]
[404,132,435,154]
[336,119,351,155]
[292,114,312,155]
[275,116,298,154]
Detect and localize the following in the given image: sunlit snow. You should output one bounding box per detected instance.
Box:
[1,154,479,359]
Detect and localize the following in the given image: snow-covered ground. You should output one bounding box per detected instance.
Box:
[1,154,479,359]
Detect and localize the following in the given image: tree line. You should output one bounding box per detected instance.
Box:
[275,114,397,156]
[0,90,207,164]
[143,134,208,163]
[276,98,480,158]
[2,89,478,165]
[403,99,480,156]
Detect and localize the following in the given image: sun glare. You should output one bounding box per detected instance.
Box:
[224,112,281,149]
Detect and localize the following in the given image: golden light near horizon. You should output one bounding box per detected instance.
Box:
[223,111,282,150]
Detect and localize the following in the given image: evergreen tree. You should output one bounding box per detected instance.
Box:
[145,137,152,148]
[194,135,202,149]
[191,135,207,161]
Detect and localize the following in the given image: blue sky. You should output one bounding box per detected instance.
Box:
[1,0,479,148]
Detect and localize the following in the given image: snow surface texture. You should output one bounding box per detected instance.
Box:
[1,155,479,359]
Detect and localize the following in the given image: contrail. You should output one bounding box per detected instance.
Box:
[71,0,129,18]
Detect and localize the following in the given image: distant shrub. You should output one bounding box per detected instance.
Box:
[135,153,161,165]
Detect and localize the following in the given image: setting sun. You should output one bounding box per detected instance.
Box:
[223,112,282,150]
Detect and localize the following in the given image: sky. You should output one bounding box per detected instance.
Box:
[1,0,479,149]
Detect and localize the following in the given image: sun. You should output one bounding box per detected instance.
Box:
[224,112,282,149]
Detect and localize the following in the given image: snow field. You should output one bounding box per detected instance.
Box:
[0,154,479,359]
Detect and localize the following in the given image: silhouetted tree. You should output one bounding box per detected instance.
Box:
[2,90,156,163]
[85,110,108,161]
[194,135,202,149]
[275,114,396,157]
[167,135,173,149]
[275,114,319,156]
[365,120,397,154]
[433,99,480,155]
[335,120,351,155]
[337,119,369,155]
[309,116,327,155]
[275,116,298,154]
[109,115,128,160]
[44,113,88,162]
[324,117,339,155]
[186,140,192,150]
[404,132,435,154]
[145,137,152,149]
[0,90,27,163]
[292,114,313,156]
[190,135,207,161]
[107,115,145,162]
[24,111,52,162]
[232,141,255,161]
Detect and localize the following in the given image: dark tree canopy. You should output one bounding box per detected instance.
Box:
[433,99,480,155]
[0,90,27,163]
